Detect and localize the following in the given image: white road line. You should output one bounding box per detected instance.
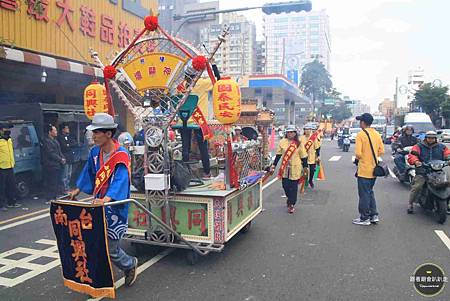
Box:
[328,156,341,162]
[263,177,278,190]
[86,248,174,301]
[0,213,49,232]
[434,230,450,251]
[388,167,397,179]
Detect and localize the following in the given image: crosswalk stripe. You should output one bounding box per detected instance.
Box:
[328,156,341,162]
[434,230,450,251]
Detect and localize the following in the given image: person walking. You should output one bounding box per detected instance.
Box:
[69,113,138,287]
[42,124,66,202]
[0,123,21,211]
[58,123,77,192]
[270,125,308,214]
[300,124,321,189]
[353,113,385,226]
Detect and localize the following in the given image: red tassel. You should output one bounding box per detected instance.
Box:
[144,15,158,31]
[103,65,117,79]
[192,56,208,71]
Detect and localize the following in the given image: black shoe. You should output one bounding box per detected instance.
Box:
[124,257,138,287]
[407,207,414,214]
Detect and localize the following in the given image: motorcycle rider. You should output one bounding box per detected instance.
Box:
[407,131,450,214]
[394,125,418,175]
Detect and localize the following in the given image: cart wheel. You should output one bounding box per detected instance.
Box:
[240,221,252,234]
[186,250,200,265]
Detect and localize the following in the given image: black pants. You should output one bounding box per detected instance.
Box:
[0,168,17,207]
[181,128,210,174]
[282,178,299,205]
[309,164,316,184]
[44,167,62,201]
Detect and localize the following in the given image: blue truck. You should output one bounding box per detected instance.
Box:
[0,103,91,198]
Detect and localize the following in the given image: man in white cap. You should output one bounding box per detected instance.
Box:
[69,113,138,287]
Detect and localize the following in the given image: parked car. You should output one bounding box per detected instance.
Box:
[438,129,450,142]
[349,128,361,143]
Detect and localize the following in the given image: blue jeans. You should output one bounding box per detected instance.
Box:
[357,177,378,221]
[108,239,135,272]
[61,164,73,191]
[394,154,406,174]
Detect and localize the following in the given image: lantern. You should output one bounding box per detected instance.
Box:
[83,82,108,120]
[212,77,241,124]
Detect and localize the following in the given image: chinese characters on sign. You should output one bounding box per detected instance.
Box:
[213,78,242,124]
[1,0,148,48]
[83,82,108,120]
[55,206,93,284]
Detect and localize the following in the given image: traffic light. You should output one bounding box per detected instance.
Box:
[262,1,312,15]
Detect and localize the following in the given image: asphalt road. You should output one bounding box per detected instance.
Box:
[0,140,449,301]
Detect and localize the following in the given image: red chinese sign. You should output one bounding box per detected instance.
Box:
[56,0,74,31]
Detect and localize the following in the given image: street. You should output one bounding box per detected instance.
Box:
[0,140,449,301]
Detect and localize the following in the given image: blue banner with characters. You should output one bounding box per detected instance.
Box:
[50,201,115,299]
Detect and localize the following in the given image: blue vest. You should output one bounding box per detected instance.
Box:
[418,142,446,163]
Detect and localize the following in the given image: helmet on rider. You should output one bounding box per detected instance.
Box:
[404,124,414,133]
[425,131,438,139]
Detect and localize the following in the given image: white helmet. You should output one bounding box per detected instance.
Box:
[425,131,437,138]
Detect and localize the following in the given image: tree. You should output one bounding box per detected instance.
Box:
[321,101,352,123]
[300,59,332,112]
[414,83,449,125]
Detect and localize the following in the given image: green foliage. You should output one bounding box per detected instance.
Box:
[414,83,449,123]
[300,59,332,102]
[321,102,352,122]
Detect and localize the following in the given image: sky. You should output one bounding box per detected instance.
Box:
[214,0,450,111]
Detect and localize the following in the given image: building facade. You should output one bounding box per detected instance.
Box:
[407,67,425,110]
[378,98,395,121]
[0,0,157,131]
[255,41,266,75]
[344,97,370,117]
[158,0,219,43]
[201,13,257,77]
[263,9,331,84]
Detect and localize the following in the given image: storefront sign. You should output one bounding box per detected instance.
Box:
[0,0,157,63]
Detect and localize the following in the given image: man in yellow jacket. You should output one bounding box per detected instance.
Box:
[0,123,20,211]
[353,113,384,226]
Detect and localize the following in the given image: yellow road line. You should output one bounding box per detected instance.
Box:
[0,208,49,225]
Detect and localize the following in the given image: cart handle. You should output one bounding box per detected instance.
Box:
[51,198,208,256]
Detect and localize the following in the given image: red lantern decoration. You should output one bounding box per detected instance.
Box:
[192,55,208,71]
[144,15,158,31]
[103,65,117,79]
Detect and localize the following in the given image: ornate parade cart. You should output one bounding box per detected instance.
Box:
[87,16,270,264]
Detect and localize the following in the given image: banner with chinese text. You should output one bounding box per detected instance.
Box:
[122,53,187,91]
[50,201,115,299]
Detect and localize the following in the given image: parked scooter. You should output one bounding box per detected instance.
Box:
[342,135,350,152]
[392,146,415,183]
[412,160,450,224]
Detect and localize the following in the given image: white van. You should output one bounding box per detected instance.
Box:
[404,112,435,134]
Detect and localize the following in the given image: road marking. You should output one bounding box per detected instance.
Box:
[328,156,341,162]
[435,230,450,251]
[388,167,397,179]
[86,248,174,301]
[263,177,278,190]
[0,213,49,232]
[0,239,60,287]
[0,208,48,225]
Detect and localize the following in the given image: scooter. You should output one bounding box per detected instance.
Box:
[342,135,350,152]
[412,160,450,224]
[337,134,344,148]
[392,146,415,183]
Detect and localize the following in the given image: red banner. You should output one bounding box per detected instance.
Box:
[191,107,212,140]
[278,141,299,179]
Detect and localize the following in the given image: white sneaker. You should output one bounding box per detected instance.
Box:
[370,215,379,224]
[352,218,371,226]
